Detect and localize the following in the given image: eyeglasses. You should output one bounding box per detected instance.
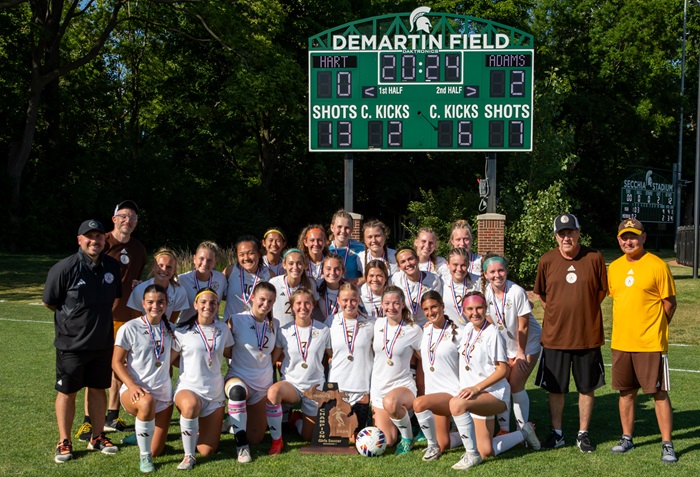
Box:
[115,214,138,221]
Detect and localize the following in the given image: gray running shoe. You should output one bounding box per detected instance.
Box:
[611,435,634,453]
[661,443,678,463]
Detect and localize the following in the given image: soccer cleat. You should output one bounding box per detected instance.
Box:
[104,417,134,433]
[610,435,634,453]
[177,455,196,470]
[54,439,73,463]
[542,429,565,449]
[576,431,596,453]
[268,437,284,456]
[661,443,678,463]
[451,451,482,470]
[237,444,252,463]
[394,437,413,455]
[412,428,427,445]
[87,433,119,454]
[75,422,92,442]
[120,433,137,445]
[521,422,541,450]
[422,444,442,461]
[140,454,155,473]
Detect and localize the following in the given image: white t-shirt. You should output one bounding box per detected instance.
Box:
[115,317,180,403]
[441,277,480,327]
[356,249,399,278]
[458,322,509,401]
[419,257,447,274]
[269,275,318,328]
[276,320,330,392]
[174,320,234,402]
[327,313,374,395]
[223,264,272,319]
[263,256,284,277]
[390,270,443,326]
[224,312,280,392]
[127,279,190,322]
[484,280,542,358]
[177,269,227,321]
[436,252,482,284]
[359,283,384,319]
[369,318,422,401]
[421,321,462,395]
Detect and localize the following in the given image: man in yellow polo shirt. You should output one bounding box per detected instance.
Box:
[608,218,677,463]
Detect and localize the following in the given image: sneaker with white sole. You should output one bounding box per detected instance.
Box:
[237,445,252,463]
[521,422,541,450]
[542,429,565,449]
[661,443,678,463]
[177,455,196,470]
[54,439,73,463]
[104,417,134,433]
[611,435,634,453]
[451,451,482,470]
[87,433,118,454]
[422,444,441,461]
[140,454,155,473]
[576,431,596,453]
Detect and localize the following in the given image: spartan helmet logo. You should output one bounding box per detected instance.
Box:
[646,170,653,188]
[410,6,432,34]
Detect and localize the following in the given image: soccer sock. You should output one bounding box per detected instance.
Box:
[266,403,283,440]
[415,410,438,446]
[493,430,525,455]
[390,413,414,441]
[180,416,199,456]
[511,390,530,428]
[453,412,477,453]
[106,409,119,421]
[135,418,155,456]
[228,399,248,445]
[496,398,511,432]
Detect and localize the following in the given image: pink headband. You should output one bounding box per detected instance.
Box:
[463,295,486,307]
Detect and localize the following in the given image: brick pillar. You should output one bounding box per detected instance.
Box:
[477,213,505,257]
[349,212,364,241]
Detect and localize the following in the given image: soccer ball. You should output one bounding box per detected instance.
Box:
[355,426,387,457]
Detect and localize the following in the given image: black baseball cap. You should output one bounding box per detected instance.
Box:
[78,219,106,235]
[553,214,580,233]
[114,200,139,215]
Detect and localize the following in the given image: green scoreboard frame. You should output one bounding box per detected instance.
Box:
[308,10,535,152]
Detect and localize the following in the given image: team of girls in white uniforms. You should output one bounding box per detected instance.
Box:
[359,260,389,319]
[223,236,272,318]
[369,286,423,452]
[441,248,481,327]
[268,249,317,327]
[127,248,189,323]
[481,254,542,434]
[223,282,280,463]
[177,241,228,321]
[356,220,398,279]
[391,246,443,327]
[262,228,286,277]
[113,284,180,472]
[172,288,234,470]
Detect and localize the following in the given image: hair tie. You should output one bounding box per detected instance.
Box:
[283,248,303,260]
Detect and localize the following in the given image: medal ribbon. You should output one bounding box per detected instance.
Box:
[342,314,359,356]
[383,318,404,361]
[240,266,261,305]
[463,321,489,368]
[294,322,312,365]
[428,319,450,367]
[325,290,338,317]
[194,272,213,292]
[451,278,467,316]
[490,283,508,328]
[142,316,165,362]
[195,322,217,365]
[403,273,424,316]
[251,313,268,353]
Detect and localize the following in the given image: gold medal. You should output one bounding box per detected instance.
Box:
[259,352,264,359]
[155,361,162,368]
[208,359,212,367]
[348,355,354,361]
[498,325,504,331]
[465,365,470,371]
[301,362,308,369]
[430,366,435,372]
[387,359,393,366]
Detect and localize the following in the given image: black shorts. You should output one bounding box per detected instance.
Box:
[535,347,605,394]
[55,348,113,394]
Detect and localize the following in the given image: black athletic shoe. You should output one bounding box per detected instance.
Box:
[576,431,596,453]
[542,429,565,449]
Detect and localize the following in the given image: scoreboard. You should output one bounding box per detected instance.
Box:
[308,9,535,152]
[620,170,675,224]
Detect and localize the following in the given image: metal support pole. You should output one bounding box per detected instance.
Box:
[677,0,688,239]
[344,153,354,212]
[694,54,700,278]
[486,153,497,213]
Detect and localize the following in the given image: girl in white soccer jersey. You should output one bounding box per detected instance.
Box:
[448,220,482,277]
[449,292,540,471]
[356,220,398,280]
[414,227,446,274]
[269,248,317,327]
[113,285,179,473]
[412,291,462,461]
[223,236,272,319]
[128,247,189,323]
[262,228,286,276]
[441,248,480,327]
[327,283,375,434]
[266,288,331,455]
[177,241,227,321]
[316,253,345,323]
[223,282,280,463]
[359,260,389,319]
[370,286,423,454]
[328,209,365,281]
[297,224,329,282]
[481,253,542,434]
[172,288,234,470]
[391,246,442,327]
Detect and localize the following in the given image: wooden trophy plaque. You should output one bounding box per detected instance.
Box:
[299,382,358,454]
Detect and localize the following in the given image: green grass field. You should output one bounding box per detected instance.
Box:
[1,251,699,476]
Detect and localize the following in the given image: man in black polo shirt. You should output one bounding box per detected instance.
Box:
[43,219,122,463]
